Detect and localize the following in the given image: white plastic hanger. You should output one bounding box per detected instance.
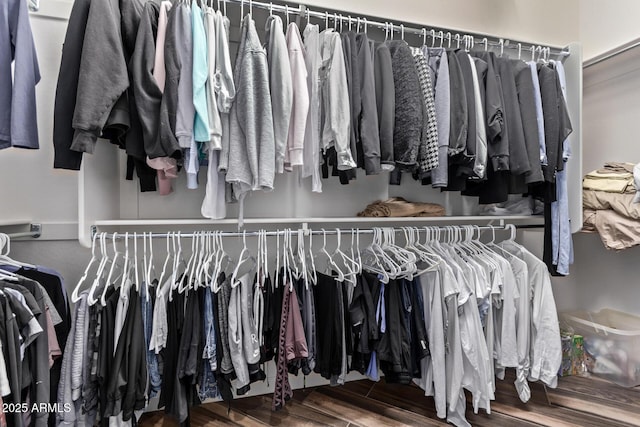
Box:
[0,233,35,269]
[231,231,255,289]
[133,232,140,292]
[177,232,197,293]
[332,228,357,285]
[360,228,390,283]
[87,233,110,305]
[158,232,175,299]
[147,232,156,290]
[287,229,300,280]
[100,233,120,305]
[119,233,132,298]
[305,229,317,286]
[72,231,100,303]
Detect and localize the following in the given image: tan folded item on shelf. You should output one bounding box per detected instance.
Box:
[583,208,640,251]
[583,189,640,220]
[357,197,446,217]
[583,171,635,194]
[601,162,635,174]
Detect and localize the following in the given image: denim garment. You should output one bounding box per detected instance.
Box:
[141,284,161,399]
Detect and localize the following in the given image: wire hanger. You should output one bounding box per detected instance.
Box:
[400,24,405,41]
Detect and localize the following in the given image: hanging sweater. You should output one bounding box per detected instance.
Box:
[70,0,128,155]
[227,15,275,199]
[302,23,322,192]
[265,15,293,174]
[386,40,422,171]
[284,22,309,171]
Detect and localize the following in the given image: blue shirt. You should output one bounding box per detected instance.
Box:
[0,0,40,149]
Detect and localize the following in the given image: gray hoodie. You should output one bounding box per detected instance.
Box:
[70,0,128,154]
[265,16,293,174]
[227,15,275,198]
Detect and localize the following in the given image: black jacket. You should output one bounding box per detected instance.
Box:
[52,0,91,170]
[512,59,543,184]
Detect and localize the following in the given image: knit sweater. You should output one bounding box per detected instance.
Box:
[386,41,422,171]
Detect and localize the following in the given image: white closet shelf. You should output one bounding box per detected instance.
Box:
[93,215,544,227]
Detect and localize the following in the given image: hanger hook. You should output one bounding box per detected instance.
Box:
[348,15,352,32]
[518,42,522,59]
[269,1,272,15]
[325,12,328,30]
[400,24,405,40]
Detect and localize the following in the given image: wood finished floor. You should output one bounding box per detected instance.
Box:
[139,373,640,426]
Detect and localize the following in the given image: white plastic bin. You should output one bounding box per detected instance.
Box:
[560,309,640,387]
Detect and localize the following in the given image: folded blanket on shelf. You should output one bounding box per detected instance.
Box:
[357,197,445,217]
[583,208,640,250]
[583,162,636,194]
[583,190,640,220]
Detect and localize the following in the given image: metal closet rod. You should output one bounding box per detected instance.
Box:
[91,224,525,240]
[223,0,569,57]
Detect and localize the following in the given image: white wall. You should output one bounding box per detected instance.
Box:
[580,0,640,61]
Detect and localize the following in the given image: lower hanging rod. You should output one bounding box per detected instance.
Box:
[89,223,538,240]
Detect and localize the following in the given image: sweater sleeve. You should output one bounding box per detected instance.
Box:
[71,0,129,154]
[9,0,40,149]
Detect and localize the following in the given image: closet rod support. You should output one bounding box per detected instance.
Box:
[7,223,41,239]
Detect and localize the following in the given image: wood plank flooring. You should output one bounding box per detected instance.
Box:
[139,373,640,426]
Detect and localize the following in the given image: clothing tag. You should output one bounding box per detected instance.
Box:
[457,305,464,316]
[420,340,427,351]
